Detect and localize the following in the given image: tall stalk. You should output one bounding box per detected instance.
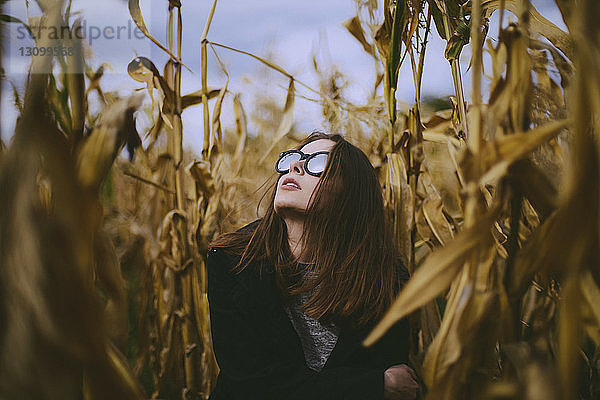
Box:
[386,0,406,152]
[173,6,185,210]
[469,0,482,161]
[407,5,432,273]
[440,1,469,139]
[466,0,483,227]
[201,0,218,159]
[465,4,483,337]
[167,2,199,397]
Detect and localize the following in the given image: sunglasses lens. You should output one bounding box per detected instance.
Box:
[306,153,328,175]
[276,152,301,172]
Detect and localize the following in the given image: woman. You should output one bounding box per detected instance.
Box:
[207,132,418,399]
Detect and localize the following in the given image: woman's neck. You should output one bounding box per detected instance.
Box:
[284,217,305,262]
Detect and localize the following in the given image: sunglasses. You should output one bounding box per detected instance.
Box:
[275,150,330,177]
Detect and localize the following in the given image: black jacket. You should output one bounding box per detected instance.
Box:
[207,222,410,400]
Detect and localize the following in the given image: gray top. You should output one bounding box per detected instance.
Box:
[283,265,340,372]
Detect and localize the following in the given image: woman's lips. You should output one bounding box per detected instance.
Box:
[281,177,301,190]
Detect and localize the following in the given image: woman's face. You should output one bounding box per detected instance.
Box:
[274,138,336,217]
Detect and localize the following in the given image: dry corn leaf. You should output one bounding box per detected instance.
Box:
[210,41,292,79]
[187,160,215,199]
[47,73,73,136]
[419,301,442,353]
[422,142,463,219]
[158,210,189,269]
[128,0,183,64]
[127,56,165,93]
[199,193,223,252]
[1,31,145,398]
[232,94,248,174]
[486,22,532,134]
[480,119,569,186]
[26,11,63,74]
[364,207,499,346]
[191,260,219,391]
[182,88,222,110]
[384,152,414,270]
[385,0,407,124]
[343,16,377,57]
[419,170,455,241]
[424,244,498,393]
[531,49,565,109]
[211,83,229,155]
[0,150,94,399]
[508,159,557,221]
[259,78,295,163]
[179,268,202,395]
[77,95,144,190]
[415,206,434,249]
[66,20,86,144]
[421,267,469,394]
[422,197,454,246]
[483,0,574,61]
[405,4,421,55]
[128,57,174,133]
[529,38,574,88]
[93,230,127,346]
[422,131,460,146]
[373,0,393,61]
[85,64,106,94]
[83,341,146,400]
[580,270,600,345]
[509,213,557,295]
[105,342,146,398]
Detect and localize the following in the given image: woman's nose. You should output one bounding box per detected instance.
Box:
[289,159,304,174]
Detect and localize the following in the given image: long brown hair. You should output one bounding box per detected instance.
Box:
[209,131,405,328]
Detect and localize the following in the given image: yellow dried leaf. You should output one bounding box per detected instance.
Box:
[187,160,214,199]
[182,87,222,110]
[211,82,228,153]
[482,0,574,61]
[385,153,413,270]
[77,95,144,191]
[343,16,376,57]
[480,119,570,186]
[364,207,499,346]
[210,41,292,78]
[128,0,183,64]
[580,270,600,345]
[232,94,248,172]
[422,197,454,246]
[259,78,295,163]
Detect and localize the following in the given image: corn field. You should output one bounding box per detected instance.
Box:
[0,0,599,399]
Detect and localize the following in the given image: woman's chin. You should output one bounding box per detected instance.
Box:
[274,204,307,218]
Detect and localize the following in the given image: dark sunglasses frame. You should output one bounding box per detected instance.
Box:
[275,150,330,177]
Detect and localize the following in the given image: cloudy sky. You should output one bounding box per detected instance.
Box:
[2,0,566,153]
